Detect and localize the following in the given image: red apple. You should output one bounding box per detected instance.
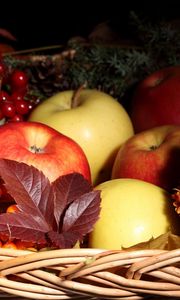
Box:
[130,66,180,133]
[0,121,91,182]
[111,125,180,192]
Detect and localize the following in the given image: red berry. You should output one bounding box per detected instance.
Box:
[15,99,29,115]
[15,240,36,250]
[6,204,20,213]
[2,241,17,249]
[26,100,34,111]
[10,70,28,91]
[11,91,24,102]
[1,101,16,118]
[9,114,24,122]
[0,91,10,103]
[6,204,20,214]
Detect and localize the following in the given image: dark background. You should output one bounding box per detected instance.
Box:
[0,1,180,50]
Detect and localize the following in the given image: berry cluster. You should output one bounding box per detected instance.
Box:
[0,58,39,123]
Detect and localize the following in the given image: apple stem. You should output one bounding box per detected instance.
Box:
[71,82,87,108]
[29,145,43,154]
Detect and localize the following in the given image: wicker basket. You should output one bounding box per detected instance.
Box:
[0,247,180,299]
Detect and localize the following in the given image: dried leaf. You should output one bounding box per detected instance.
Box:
[124,232,180,251]
[167,232,180,250]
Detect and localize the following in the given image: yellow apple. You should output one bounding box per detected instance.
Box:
[28,89,134,185]
[88,178,180,249]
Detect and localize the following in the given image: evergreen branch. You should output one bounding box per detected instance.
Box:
[3,12,180,107]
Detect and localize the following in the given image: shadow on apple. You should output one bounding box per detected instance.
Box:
[97,147,120,185]
[159,146,180,192]
[163,189,180,237]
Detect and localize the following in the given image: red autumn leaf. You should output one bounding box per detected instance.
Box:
[62,191,101,234]
[48,190,101,248]
[0,159,55,229]
[0,212,48,244]
[0,159,101,248]
[47,231,67,249]
[53,172,93,229]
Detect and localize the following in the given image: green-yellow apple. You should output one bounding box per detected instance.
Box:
[0,121,91,182]
[111,125,180,192]
[88,178,180,249]
[130,66,180,133]
[28,89,134,185]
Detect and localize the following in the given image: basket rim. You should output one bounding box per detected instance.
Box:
[0,247,180,299]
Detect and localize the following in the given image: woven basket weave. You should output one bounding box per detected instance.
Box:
[0,247,180,299]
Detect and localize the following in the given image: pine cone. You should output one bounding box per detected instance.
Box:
[26,50,76,99]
